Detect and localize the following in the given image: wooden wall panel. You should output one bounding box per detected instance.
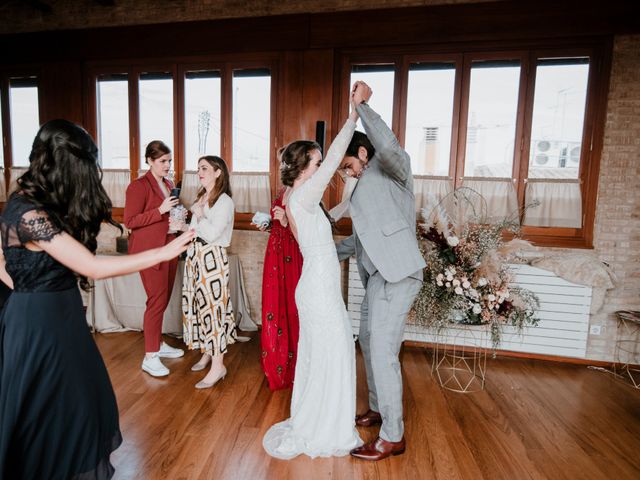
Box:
[278,51,305,146]
[39,62,84,125]
[302,49,336,207]
[1,1,638,65]
[301,49,335,143]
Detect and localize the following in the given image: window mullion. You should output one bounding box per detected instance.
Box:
[449,55,464,182]
[392,56,404,141]
[1,75,12,170]
[221,66,233,171]
[172,64,183,183]
[518,52,537,222]
[396,56,409,148]
[453,54,472,188]
[128,68,139,181]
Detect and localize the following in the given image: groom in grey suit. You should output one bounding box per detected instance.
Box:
[336,82,425,461]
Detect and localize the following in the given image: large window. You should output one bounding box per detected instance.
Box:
[0,73,40,204]
[350,65,395,133]
[139,72,174,171]
[528,59,589,178]
[405,62,456,176]
[232,69,271,172]
[463,60,521,178]
[8,77,40,167]
[184,71,221,170]
[88,59,276,215]
[523,58,589,229]
[96,74,130,169]
[340,45,607,247]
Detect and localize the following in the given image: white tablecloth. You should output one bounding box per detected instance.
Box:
[87,254,256,334]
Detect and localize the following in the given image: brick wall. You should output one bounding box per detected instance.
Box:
[227,229,269,323]
[0,0,492,34]
[585,34,640,361]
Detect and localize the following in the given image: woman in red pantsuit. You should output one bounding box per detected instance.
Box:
[259,188,303,390]
[124,140,185,377]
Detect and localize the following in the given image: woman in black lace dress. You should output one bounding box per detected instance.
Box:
[0,119,194,479]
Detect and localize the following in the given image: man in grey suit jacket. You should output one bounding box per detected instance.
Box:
[336,82,425,461]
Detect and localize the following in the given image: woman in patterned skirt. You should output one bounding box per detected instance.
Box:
[182,156,236,389]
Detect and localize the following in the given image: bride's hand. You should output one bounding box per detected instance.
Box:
[349,89,359,122]
[273,206,288,228]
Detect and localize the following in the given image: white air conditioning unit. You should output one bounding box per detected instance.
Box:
[531,139,581,168]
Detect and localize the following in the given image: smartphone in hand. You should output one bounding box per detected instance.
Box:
[170,187,181,199]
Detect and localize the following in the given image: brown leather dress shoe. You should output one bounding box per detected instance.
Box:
[355,409,382,427]
[350,436,406,461]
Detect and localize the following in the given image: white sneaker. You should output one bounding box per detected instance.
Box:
[142,353,170,377]
[158,341,185,359]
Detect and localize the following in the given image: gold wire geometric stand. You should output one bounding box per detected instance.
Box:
[614,310,640,389]
[432,327,487,393]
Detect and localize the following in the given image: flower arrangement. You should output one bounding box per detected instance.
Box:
[412,188,539,348]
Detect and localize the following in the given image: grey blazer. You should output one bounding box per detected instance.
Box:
[336,103,425,284]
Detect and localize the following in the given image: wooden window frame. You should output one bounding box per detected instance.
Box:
[0,68,43,198]
[85,54,279,227]
[334,38,612,248]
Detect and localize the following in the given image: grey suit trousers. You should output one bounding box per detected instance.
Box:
[358,256,422,442]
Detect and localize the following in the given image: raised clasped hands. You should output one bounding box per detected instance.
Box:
[351,80,373,106]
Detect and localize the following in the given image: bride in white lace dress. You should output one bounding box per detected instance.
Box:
[262,100,363,460]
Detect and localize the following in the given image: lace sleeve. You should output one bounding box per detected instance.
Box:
[17,209,63,244]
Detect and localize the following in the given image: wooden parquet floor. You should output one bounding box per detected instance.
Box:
[94,332,640,480]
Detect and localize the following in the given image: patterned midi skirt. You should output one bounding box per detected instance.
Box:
[182,240,236,356]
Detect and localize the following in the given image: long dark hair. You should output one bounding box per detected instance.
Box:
[17,119,120,289]
[194,156,232,208]
[278,140,336,231]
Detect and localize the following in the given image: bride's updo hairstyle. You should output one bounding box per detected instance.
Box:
[279,140,322,186]
[17,119,120,288]
[278,139,337,231]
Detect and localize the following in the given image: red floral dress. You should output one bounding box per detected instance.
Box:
[260,192,303,390]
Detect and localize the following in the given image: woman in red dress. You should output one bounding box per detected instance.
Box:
[259,188,303,390]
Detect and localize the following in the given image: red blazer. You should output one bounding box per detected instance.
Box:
[124,171,174,260]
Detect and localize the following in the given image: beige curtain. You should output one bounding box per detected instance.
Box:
[181,171,271,213]
[523,179,582,228]
[230,172,271,213]
[101,170,130,208]
[460,177,519,223]
[180,171,200,207]
[413,176,454,214]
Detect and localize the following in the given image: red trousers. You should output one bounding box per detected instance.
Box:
[139,256,178,353]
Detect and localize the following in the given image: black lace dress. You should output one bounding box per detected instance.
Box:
[0,194,122,479]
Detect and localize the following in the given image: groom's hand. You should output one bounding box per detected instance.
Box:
[353,81,372,105]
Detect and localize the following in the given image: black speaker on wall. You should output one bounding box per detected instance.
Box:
[315,120,326,155]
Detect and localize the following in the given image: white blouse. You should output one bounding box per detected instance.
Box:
[189,193,234,247]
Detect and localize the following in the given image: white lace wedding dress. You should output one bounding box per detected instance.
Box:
[263,119,363,459]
